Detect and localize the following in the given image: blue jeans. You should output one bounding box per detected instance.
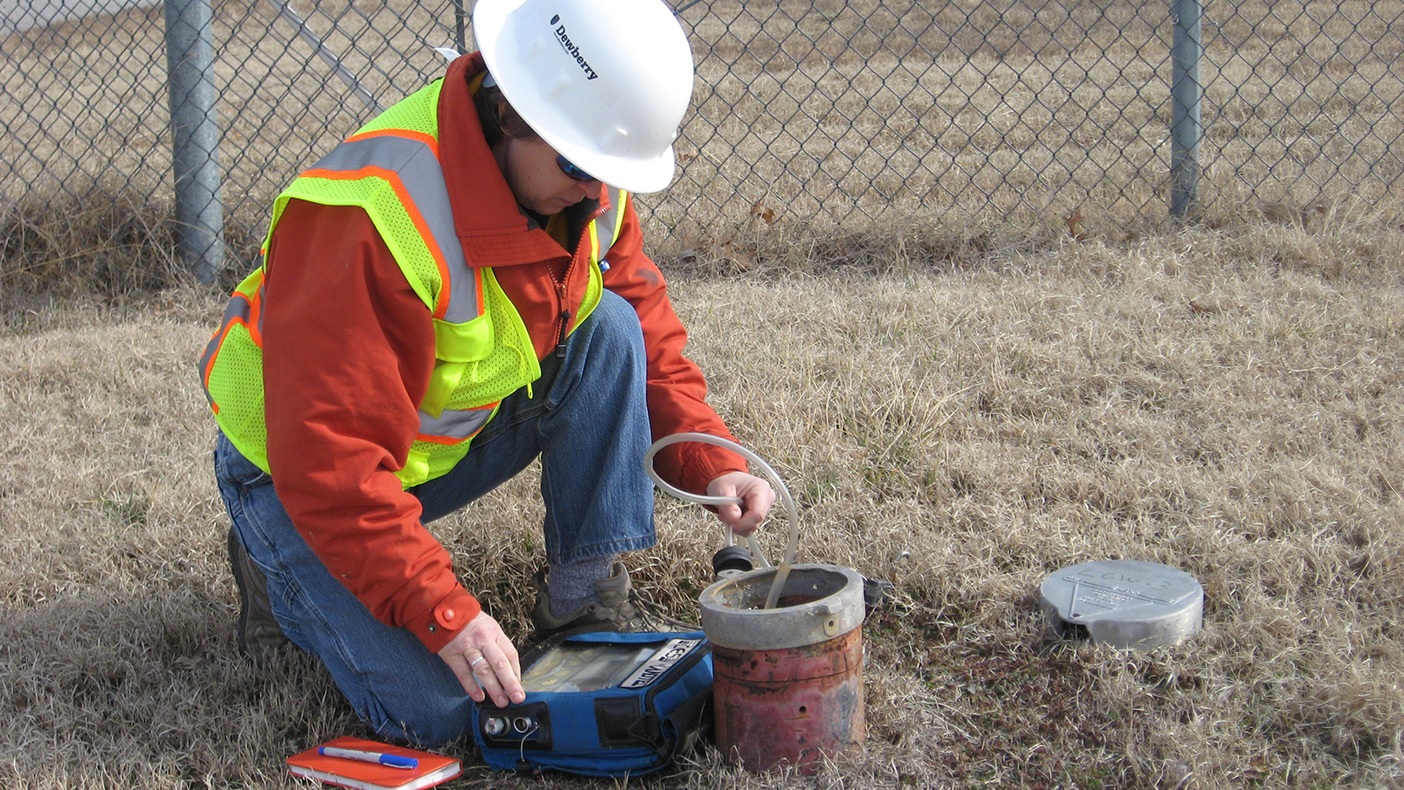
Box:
[214,291,657,745]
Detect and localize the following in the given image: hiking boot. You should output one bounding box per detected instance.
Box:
[227,526,290,661]
[530,562,695,642]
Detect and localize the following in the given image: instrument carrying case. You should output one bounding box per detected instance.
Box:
[470,630,713,776]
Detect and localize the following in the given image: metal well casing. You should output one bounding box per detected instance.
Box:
[699,564,867,773]
[712,627,865,774]
[699,563,865,650]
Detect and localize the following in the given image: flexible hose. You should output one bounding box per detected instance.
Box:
[643,433,800,609]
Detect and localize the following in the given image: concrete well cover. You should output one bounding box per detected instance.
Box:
[1039,559,1203,650]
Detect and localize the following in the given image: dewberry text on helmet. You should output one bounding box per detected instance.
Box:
[549,14,599,80]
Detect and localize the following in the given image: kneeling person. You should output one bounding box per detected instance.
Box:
[201,0,774,747]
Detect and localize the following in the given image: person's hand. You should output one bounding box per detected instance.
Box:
[437,612,526,708]
[706,471,776,537]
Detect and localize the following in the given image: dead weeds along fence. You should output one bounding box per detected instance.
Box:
[2,0,1404,280]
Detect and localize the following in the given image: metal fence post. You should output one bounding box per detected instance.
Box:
[453,0,468,54]
[164,0,226,284]
[1170,0,1203,217]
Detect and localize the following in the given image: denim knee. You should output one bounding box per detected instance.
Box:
[581,290,645,360]
[365,690,474,747]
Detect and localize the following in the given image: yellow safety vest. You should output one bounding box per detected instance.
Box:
[200,78,628,487]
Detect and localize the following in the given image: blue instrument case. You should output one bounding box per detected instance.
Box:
[470,630,713,776]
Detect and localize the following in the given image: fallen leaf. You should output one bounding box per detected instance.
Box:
[749,201,777,225]
[1065,209,1086,241]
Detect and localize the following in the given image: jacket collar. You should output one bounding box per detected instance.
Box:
[438,53,607,268]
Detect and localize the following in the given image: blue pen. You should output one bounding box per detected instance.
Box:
[318,745,419,770]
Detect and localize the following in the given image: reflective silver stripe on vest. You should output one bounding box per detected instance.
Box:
[310,135,489,440]
[419,403,494,441]
[595,187,623,258]
[310,135,479,324]
[198,282,261,402]
[306,145,621,441]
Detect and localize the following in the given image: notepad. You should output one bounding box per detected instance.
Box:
[286,736,462,790]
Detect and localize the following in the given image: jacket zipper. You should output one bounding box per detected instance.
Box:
[554,280,571,359]
[554,205,605,360]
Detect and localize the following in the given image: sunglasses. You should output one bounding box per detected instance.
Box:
[556,155,597,183]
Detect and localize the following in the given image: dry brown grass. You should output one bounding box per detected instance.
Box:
[2,195,1403,788]
[4,0,1404,786]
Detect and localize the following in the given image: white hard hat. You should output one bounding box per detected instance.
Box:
[473,0,695,193]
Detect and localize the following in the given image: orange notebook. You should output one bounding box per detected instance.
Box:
[286,736,462,790]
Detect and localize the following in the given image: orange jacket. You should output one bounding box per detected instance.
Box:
[260,53,745,652]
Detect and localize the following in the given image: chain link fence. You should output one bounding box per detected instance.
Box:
[3,0,1403,279]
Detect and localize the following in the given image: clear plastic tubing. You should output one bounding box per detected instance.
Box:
[643,433,799,610]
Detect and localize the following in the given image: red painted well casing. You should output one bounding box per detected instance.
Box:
[711,625,865,774]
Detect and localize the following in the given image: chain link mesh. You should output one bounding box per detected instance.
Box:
[3,0,1402,273]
